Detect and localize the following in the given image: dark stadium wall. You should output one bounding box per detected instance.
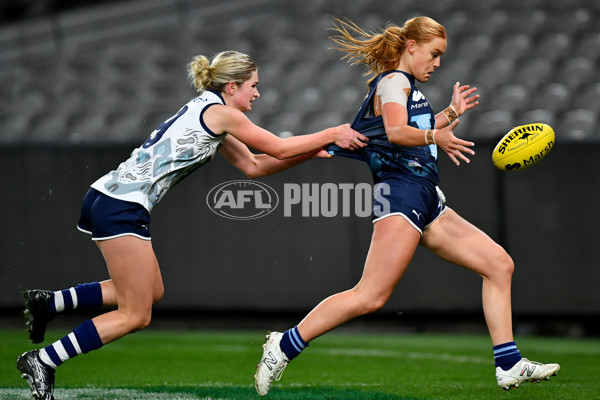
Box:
[1,143,598,316]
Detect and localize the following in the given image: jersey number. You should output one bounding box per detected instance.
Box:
[143,105,188,148]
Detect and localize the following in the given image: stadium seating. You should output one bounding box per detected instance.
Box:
[573,82,600,113]
[557,108,598,141]
[0,0,598,145]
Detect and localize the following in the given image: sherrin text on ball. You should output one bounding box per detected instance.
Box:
[492,123,555,171]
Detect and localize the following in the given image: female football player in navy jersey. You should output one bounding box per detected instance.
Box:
[16,50,367,400]
[255,17,559,395]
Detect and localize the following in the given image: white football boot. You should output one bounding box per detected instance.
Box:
[496,357,560,390]
[254,332,289,396]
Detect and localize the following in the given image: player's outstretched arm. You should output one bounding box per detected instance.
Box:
[205,105,367,160]
[219,135,331,178]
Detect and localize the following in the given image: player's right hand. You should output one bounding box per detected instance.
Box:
[435,119,475,166]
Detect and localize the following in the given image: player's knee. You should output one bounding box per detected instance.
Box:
[488,249,514,281]
[153,285,165,305]
[497,250,514,277]
[367,298,387,314]
[138,313,153,330]
[121,307,153,332]
[130,310,153,331]
[358,293,389,315]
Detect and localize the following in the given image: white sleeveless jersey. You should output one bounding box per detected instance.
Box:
[91,90,226,212]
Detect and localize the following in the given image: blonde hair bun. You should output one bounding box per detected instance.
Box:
[187,51,257,93]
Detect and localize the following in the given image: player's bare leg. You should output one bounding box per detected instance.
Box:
[18,236,165,399]
[297,216,420,342]
[93,236,164,344]
[421,208,559,389]
[420,208,514,345]
[256,216,419,396]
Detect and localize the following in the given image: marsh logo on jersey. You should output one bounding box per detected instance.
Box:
[410,90,429,111]
[206,180,279,220]
[412,90,425,102]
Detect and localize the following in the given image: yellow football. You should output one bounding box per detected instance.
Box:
[491,123,555,171]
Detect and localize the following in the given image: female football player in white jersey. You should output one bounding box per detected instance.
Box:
[16,50,367,400]
[255,17,559,395]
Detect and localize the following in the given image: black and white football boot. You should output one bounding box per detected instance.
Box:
[23,290,55,344]
[16,350,56,400]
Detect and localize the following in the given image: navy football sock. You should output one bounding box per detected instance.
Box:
[493,341,522,371]
[38,319,103,368]
[49,282,103,312]
[279,326,309,360]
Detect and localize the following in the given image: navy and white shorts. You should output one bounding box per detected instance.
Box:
[77,188,151,241]
[372,175,446,234]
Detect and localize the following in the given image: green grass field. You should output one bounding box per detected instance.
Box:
[1,328,599,399]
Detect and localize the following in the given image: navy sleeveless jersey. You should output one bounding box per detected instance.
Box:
[328,71,440,190]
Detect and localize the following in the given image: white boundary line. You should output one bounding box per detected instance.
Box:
[213,344,490,365]
[0,388,234,400]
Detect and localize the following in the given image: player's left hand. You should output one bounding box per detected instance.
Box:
[451,82,479,116]
[333,123,369,150]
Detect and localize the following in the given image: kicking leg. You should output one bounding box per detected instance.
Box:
[420,208,514,345]
[421,208,559,389]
